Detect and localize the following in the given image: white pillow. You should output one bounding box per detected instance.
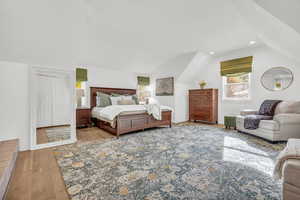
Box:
[110,96,123,105]
[122,95,133,101]
[96,96,101,107]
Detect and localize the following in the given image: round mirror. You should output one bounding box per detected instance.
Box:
[261,67,293,91]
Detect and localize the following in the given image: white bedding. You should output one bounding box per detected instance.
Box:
[92,104,172,122]
[91,107,105,119]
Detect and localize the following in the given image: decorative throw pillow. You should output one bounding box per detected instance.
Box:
[131,95,139,104]
[258,100,282,116]
[110,96,123,105]
[96,92,111,107]
[122,95,133,101]
[117,99,135,105]
[275,101,300,115]
[111,93,121,97]
[121,94,139,104]
[96,96,101,107]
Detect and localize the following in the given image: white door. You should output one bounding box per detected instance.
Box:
[36,74,71,128]
[36,75,53,128]
[52,76,71,126]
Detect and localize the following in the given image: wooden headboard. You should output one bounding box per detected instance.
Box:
[90,87,136,108]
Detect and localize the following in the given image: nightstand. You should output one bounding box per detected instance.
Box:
[76,108,91,128]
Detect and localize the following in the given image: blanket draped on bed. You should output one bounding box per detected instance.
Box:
[244,100,282,130]
[146,103,162,120]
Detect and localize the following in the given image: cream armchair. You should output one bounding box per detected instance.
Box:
[282,159,300,199]
[236,101,300,142]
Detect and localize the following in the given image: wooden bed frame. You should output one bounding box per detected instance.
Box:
[90,87,172,138]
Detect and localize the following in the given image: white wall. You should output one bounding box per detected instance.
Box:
[191,45,300,123]
[88,66,137,89]
[0,61,30,151]
[0,63,139,150]
[150,52,196,122]
[174,82,190,123]
[86,66,138,107]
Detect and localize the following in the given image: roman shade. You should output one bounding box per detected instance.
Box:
[76,68,88,82]
[220,56,253,76]
[137,76,150,86]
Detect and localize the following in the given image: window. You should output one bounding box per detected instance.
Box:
[76,81,88,107]
[223,73,250,100]
[80,81,88,107]
[137,85,151,103]
[76,68,88,108]
[137,76,151,104]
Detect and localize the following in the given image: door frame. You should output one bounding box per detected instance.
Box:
[29,66,77,150]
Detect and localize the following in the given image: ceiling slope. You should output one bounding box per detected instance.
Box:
[253,0,300,35]
[232,0,300,62]
[0,0,256,72]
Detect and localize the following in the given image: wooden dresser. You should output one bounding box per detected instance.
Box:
[189,89,218,124]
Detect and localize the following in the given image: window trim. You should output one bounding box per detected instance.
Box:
[222,73,251,101]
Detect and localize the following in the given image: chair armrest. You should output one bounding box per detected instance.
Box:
[240,109,258,116]
[282,159,300,189]
[274,113,300,124]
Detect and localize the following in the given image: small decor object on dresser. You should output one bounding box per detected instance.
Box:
[199,80,207,89]
[189,89,218,124]
[156,77,174,96]
[76,108,91,128]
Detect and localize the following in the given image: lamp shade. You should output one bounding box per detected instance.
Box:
[76,89,85,98]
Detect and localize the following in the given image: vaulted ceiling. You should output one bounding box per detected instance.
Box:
[0,0,299,73]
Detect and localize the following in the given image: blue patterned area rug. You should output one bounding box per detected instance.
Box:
[54,125,285,200]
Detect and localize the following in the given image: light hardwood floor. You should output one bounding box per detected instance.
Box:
[36,128,49,145]
[5,128,113,200]
[36,125,71,145]
[5,123,223,200]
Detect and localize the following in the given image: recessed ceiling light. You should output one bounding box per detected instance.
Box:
[209,51,215,55]
[249,41,256,45]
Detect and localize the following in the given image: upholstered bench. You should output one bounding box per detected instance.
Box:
[0,139,19,199]
[224,115,236,129]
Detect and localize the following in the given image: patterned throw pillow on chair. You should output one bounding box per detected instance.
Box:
[259,100,282,116]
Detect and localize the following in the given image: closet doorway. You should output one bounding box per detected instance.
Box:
[30,67,76,150]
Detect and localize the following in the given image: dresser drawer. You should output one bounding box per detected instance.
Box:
[191,112,211,121]
[78,118,89,124]
[76,108,91,127]
[189,89,213,95]
[77,109,90,117]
